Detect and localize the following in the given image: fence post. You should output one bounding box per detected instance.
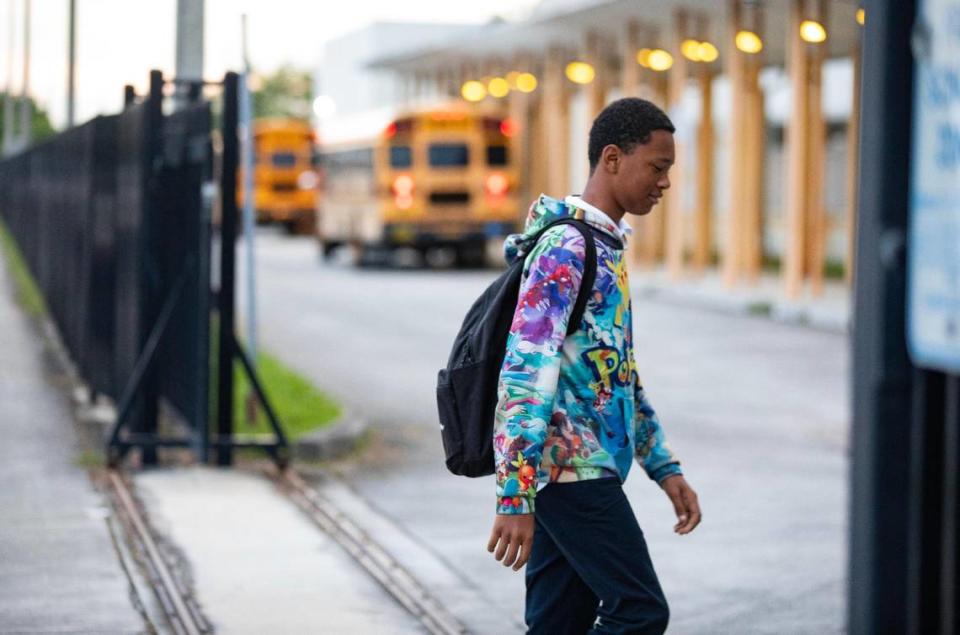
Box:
[216,72,239,466]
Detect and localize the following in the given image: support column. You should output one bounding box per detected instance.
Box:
[542,47,570,198]
[741,60,766,282]
[724,0,766,286]
[665,10,689,278]
[585,31,607,120]
[806,29,827,296]
[783,0,827,298]
[845,37,862,286]
[692,64,714,272]
[621,21,641,98]
[509,54,533,207]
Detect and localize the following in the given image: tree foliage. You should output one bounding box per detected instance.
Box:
[251,65,312,120]
[0,93,56,145]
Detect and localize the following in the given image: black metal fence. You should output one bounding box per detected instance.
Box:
[0,70,286,467]
[0,71,212,462]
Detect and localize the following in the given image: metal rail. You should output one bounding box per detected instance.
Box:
[277,470,470,635]
[106,470,209,635]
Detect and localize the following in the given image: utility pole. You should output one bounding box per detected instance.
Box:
[66,0,75,127]
[174,0,204,108]
[239,14,258,422]
[17,0,30,151]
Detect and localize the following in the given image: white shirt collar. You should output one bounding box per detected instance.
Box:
[564,195,633,243]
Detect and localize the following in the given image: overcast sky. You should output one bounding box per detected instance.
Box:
[0,0,538,128]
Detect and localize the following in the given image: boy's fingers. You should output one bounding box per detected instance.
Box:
[512,539,533,571]
[487,528,501,553]
[494,534,511,562]
[678,491,702,534]
[502,537,521,568]
[669,493,687,529]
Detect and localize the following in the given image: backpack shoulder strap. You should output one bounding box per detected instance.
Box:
[527,218,597,337]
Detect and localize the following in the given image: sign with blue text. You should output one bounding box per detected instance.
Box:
[908,0,960,374]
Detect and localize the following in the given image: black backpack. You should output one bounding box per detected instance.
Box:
[436,218,601,477]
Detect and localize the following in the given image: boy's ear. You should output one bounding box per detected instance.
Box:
[602,144,621,175]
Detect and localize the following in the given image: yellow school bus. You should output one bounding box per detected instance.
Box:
[317,104,520,266]
[242,118,318,234]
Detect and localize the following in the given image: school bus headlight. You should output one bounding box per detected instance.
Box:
[297,171,319,190]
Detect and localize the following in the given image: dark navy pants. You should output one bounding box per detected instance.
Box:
[525,478,669,635]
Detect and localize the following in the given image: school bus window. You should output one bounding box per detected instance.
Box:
[487,145,509,166]
[390,146,413,168]
[272,152,297,168]
[429,143,469,167]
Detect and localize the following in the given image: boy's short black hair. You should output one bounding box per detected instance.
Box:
[588,98,675,171]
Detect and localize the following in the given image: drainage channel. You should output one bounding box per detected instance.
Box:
[274,469,470,635]
[105,470,211,635]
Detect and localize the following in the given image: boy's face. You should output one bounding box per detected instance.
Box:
[612,130,675,216]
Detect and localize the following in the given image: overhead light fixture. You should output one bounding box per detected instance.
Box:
[799,19,827,43]
[636,48,653,68]
[461,80,487,102]
[735,30,763,54]
[565,61,595,85]
[647,49,674,72]
[681,39,702,62]
[515,72,538,93]
[856,8,865,25]
[488,77,510,98]
[698,41,719,62]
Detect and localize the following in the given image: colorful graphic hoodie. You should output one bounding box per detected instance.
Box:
[494,194,682,514]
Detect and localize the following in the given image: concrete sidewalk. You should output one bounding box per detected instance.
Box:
[629,267,850,334]
[132,466,427,633]
[0,259,146,631]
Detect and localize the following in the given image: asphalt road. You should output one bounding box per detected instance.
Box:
[240,229,850,634]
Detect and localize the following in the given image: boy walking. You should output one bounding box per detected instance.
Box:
[487,98,701,634]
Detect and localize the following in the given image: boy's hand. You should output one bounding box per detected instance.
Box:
[487,513,535,571]
[661,475,701,535]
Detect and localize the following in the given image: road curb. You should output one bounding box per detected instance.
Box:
[633,283,850,335]
[293,411,368,462]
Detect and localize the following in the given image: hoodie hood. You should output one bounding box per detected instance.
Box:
[503,194,625,264]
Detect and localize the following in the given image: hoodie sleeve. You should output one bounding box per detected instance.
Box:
[632,359,682,484]
[494,225,586,514]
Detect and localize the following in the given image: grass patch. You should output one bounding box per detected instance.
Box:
[762,254,846,280]
[746,301,773,316]
[0,219,47,318]
[209,318,340,441]
[230,349,341,439]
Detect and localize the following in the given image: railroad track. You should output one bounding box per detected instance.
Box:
[105,470,210,635]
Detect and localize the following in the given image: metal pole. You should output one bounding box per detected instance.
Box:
[240,14,257,365]
[848,0,917,631]
[2,0,16,154]
[217,71,239,466]
[174,0,204,109]
[17,0,30,150]
[66,0,75,127]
